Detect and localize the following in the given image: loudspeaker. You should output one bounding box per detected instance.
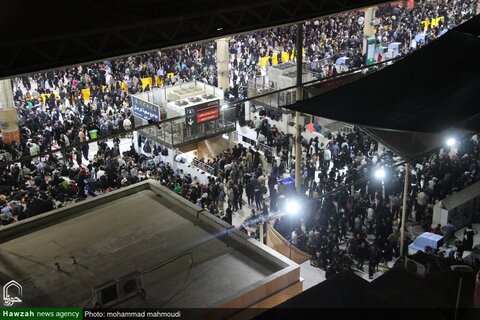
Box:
[117,271,144,299]
[92,280,118,308]
[92,272,144,307]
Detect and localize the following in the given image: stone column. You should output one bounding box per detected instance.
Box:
[0,79,20,144]
[216,37,231,92]
[0,79,14,109]
[362,6,378,55]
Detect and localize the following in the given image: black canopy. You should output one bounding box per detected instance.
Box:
[454,13,480,36]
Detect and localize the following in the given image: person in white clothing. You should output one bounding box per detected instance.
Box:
[323,148,332,170]
[291,229,299,246]
[123,118,132,131]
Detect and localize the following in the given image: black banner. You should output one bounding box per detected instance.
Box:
[132,97,160,122]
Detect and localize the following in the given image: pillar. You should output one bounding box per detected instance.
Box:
[362,6,378,55]
[400,163,410,258]
[475,271,480,307]
[216,37,231,92]
[259,222,264,244]
[0,80,14,108]
[295,23,303,194]
[0,79,20,144]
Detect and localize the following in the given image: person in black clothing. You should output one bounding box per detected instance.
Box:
[270,187,278,212]
[76,168,88,198]
[356,241,367,271]
[246,179,255,206]
[463,223,475,251]
[262,202,269,220]
[223,207,233,225]
[254,183,263,210]
[237,182,244,210]
[368,244,379,279]
[232,185,239,212]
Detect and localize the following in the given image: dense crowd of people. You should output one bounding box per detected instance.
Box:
[0,1,479,281]
[270,126,480,277]
[226,0,477,100]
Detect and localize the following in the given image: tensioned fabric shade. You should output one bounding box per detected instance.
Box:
[454,13,480,36]
[359,127,448,161]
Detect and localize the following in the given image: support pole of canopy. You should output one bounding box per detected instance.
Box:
[295,23,303,193]
[400,162,410,258]
[259,221,264,244]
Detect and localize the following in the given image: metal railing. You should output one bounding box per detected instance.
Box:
[191,158,215,175]
[247,80,296,113]
[325,121,354,134]
[231,131,276,156]
[136,107,237,148]
[245,57,401,113]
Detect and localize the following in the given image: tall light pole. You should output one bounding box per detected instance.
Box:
[400,163,409,257]
[295,23,303,194]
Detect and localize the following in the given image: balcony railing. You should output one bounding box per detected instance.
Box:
[135,107,237,148]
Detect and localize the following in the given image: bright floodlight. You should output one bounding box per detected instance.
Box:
[286,200,300,215]
[374,167,386,180]
[446,137,456,147]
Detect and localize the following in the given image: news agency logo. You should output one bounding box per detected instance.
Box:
[3,280,22,306]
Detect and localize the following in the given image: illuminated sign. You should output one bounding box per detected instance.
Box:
[185,100,220,127]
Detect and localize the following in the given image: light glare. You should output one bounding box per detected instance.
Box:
[446,137,456,147]
[374,168,386,180]
[286,200,300,215]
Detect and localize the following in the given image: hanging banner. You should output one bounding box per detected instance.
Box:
[132,96,160,122]
[365,36,378,66]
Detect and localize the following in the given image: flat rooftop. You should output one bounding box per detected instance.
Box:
[0,181,299,309]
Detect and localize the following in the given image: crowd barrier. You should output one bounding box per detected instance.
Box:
[421,16,445,31]
[258,48,304,68]
[266,223,311,264]
[74,77,165,102]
